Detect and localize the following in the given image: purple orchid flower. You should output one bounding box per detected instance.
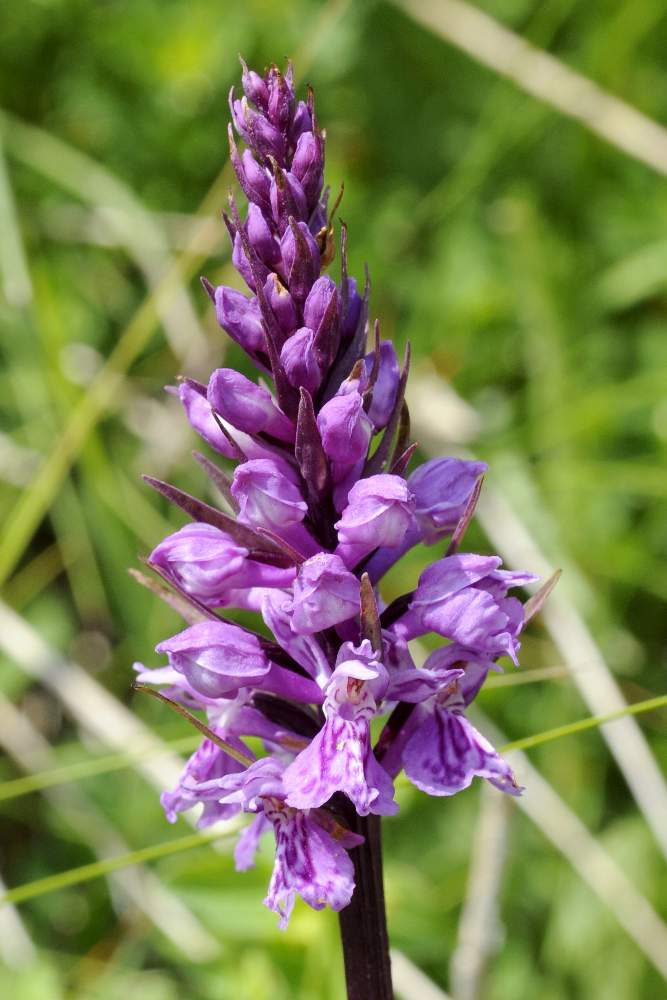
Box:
[394,554,538,664]
[149,522,295,606]
[135,59,541,947]
[283,640,398,816]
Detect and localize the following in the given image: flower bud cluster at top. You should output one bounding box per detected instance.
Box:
[136,59,537,930]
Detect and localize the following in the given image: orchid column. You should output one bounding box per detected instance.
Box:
[134,59,537,1000]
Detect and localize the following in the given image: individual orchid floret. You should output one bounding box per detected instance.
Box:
[392,553,537,664]
[280,219,321,302]
[174,379,271,460]
[408,457,487,544]
[262,589,332,687]
[207,369,294,442]
[156,619,322,704]
[193,754,362,928]
[210,284,267,356]
[283,640,398,816]
[317,390,373,510]
[148,523,296,606]
[335,474,416,568]
[156,620,272,699]
[231,457,318,556]
[398,657,521,798]
[289,553,361,635]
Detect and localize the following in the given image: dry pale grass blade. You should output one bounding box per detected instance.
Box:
[1,113,211,373]
[391,949,453,1000]
[474,709,667,982]
[408,376,667,861]
[0,695,220,961]
[0,133,32,308]
[396,0,667,177]
[450,786,510,1000]
[0,599,184,792]
[477,482,667,861]
[0,874,35,970]
[0,0,354,591]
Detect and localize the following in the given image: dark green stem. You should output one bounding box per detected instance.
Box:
[338,811,393,1000]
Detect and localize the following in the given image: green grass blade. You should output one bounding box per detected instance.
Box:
[0,829,233,907]
[0,162,231,589]
[0,734,200,804]
[0,694,664,807]
[500,693,667,754]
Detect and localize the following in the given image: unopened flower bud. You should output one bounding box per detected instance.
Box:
[304,275,339,369]
[240,59,269,110]
[263,273,299,337]
[246,203,281,270]
[176,380,237,458]
[149,522,294,605]
[270,169,307,230]
[280,219,320,302]
[363,341,400,428]
[266,65,294,131]
[280,327,323,394]
[213,286,266,355]
[229,128,271,211]
[208,368,294,442]
[230,91,285,163]
[232,230,269,292]
[292,131,324,205]
[289,100,313,146]
[341,276,363,341]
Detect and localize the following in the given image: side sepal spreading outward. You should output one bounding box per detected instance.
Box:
[135,59,538,929]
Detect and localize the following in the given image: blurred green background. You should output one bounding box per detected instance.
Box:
[1,0,667,997]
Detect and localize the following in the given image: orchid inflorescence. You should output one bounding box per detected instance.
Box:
[134,59,537,930]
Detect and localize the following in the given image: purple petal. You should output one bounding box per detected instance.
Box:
[335,474,416,568]
[161,734,246,827]
[289,553,360,634]
[207,368,294,442]
[156,621,271,698]
[235,813,271,871]
[403,707,520,797]
[283,715,397,816]
[264,806,357,929]
[408,458,487,543]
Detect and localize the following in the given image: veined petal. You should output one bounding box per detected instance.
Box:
[403,707,521,797]
[235,813,272,871]
[283,715,397,816]
[264,805,357,929]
